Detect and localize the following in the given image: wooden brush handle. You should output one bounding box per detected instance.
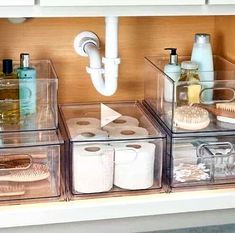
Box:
[194,104,235,118]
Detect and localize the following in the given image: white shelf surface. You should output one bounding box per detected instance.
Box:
[2,188,235,230]
[1,4,235,17]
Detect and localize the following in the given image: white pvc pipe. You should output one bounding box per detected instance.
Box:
[84,16,120,96]
[105,16,118,58]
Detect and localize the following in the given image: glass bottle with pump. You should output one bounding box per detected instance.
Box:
[176,61,201,106]
[17,53,36,116]
[0,59,20,124]
[164,48,181,102]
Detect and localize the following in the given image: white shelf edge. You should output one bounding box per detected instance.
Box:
[1,188,235,229]
[1,5,235,17]
[39,0,205,7]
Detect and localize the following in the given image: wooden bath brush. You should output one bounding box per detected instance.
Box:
[194,103,235,124]
[0,184,25,197]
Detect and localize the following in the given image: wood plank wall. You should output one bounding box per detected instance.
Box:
[215,16,235,64]
[0,16,215,103]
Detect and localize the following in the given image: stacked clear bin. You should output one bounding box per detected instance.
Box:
[59,102,165,199]
[0,60,63,204]
[144,55,235,191]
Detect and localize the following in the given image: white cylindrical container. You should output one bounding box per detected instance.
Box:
[72,144,114,194]
[191,33,214,102]
[113,142,156,190]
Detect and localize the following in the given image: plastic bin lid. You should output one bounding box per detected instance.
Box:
[0,130,63,148]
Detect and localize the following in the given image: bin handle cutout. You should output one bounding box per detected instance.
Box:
[200,87,235,105]
[114,147,138,165]
[0,154,33,172]
[197,142,234,159]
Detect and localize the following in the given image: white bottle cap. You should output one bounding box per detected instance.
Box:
[181,61,198,70]
[195,33,210,44]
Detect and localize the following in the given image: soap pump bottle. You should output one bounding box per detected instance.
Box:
[164,48,181,102]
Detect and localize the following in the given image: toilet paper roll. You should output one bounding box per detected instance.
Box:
[72,144,114,194]
[70,128,108,141]
[108,126,149,139]
[66,117,100,130]
[113,142,156,190]
[103,116,139,131]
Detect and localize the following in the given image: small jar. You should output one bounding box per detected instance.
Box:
[177,61,201,106]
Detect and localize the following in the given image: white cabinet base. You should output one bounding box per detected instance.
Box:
[1,189,235,231]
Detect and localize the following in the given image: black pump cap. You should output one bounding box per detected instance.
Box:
[2,59,13,74]
[164,48,177,55]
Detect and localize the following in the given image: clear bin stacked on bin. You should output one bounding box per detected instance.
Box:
[144,55,235,191]
[0,60,63,204]
[59,102,165,199]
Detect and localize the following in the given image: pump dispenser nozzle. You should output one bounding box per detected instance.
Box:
[165,48,178,65]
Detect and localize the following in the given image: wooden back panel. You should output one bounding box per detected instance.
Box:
[0,16,215,103]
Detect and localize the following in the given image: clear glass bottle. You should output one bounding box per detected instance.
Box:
[176,61,201,106]
[0,59,20,124]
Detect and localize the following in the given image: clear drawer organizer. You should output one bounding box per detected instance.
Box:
[0,130,63,204]
[59,101,165,199]
[144,55,235,191]
[169,135,235,189]
[144,55,235,135]
[0,60,58,132]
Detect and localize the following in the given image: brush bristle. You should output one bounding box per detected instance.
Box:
[0,164,50,182]
[216,102,235,112]
[175,106,209,124]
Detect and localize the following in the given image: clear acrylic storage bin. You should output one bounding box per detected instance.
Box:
[0,130,63,204]
[144,55,235,135]
[59,101,165,199]
[0,60,58,132]
[167,134,235,191]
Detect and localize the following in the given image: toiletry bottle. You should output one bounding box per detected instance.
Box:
[17,53,36,116]
[164,48,181,102]
[191,33,214,102]
[0,59,20,124]
[176,61,201,106]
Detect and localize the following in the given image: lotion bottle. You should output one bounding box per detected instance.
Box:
[191,33,214,102]
[17,53,36,116]
[164,48,181,102]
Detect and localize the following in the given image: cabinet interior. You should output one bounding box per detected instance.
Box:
[0,16,232,103]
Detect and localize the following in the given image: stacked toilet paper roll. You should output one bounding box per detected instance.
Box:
[108,126,149,139]
[66,117,100,139]
[113,142,156,190]
[103,116,139,131]
[72,128,108,141]
[73,144,114,193]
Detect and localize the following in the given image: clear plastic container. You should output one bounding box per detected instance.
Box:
[0,60,58,132]
[168,134,235,191]
[144,55,235,135]
[0,130,63,204]
[59,101,165,199]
